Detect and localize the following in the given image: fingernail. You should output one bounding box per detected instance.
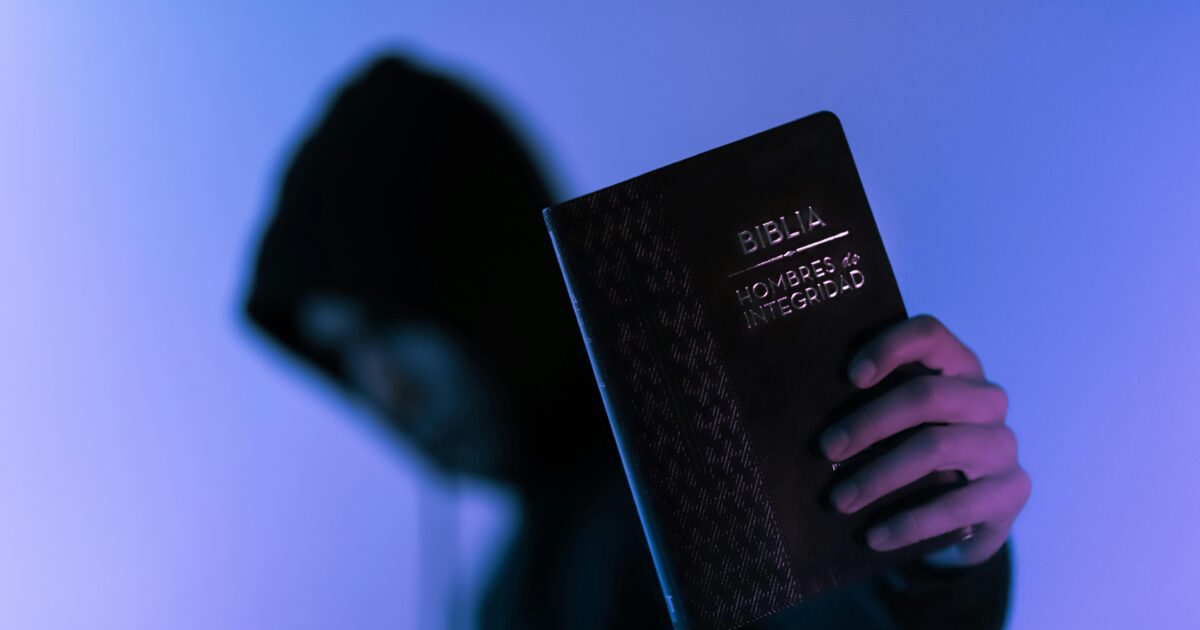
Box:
[867,525,892,551]
[848,359,876,388]
[830,482,859,513]
[820,428,850,460]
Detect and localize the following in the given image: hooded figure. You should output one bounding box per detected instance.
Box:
[244,55,1010,630]
[243,56,670,629]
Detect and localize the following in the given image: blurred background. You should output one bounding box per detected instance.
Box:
[1,2,1198,628]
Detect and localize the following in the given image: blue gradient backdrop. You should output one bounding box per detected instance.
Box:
[2,3,1197,629]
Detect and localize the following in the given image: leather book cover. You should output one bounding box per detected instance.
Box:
[543,112,961,629]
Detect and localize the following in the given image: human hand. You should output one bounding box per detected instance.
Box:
[820,315,1030,567]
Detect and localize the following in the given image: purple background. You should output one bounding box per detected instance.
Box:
[2,3,1197,628]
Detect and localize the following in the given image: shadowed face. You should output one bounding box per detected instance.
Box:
[299,293,509,476]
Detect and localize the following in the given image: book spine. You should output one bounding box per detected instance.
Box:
[544,207,688,628]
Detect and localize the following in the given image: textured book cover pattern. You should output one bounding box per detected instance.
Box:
[544,112,956,629]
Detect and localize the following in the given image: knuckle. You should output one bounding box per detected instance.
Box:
[945,492,973,522]
[856,468,886,499]
[871,337,899,365]
[917,427,953,460]
[913,314,945,338]
[989,383,1010,417]
[899,510,924,540]
[995,425,1019,461]
[1015,469,1033,504]
[963,344,983,370]
[908,375,941,408]
[854,407,883,445]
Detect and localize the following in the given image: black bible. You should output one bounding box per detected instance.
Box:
[543,112,962,629]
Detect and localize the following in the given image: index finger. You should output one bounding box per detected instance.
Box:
[848,314,984,388]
